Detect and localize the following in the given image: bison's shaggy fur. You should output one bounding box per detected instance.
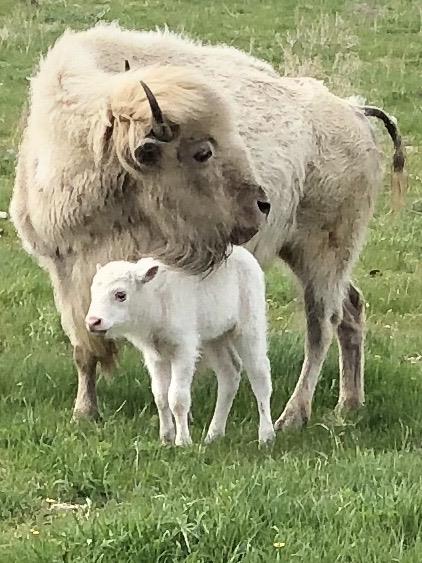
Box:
[11,23,405,426]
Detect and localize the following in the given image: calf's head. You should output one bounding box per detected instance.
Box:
[86,260,160,337]
[101,65,270,272]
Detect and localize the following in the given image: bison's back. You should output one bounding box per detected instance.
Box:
[73,24,383,254]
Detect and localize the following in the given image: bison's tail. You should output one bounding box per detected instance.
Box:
[362,105,407,212]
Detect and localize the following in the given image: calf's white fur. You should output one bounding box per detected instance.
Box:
[86,246,275,446]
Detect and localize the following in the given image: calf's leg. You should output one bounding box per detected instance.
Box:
[143,350,175,444]
[204,342,242,443]
[168,349,196,446]
[236,335,275,444]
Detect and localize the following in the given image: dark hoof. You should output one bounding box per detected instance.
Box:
[335,397,365,414]
[71,408,102,423]
[274,403,310,431]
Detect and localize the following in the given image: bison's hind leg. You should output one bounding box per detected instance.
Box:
[273,267,345,431]
[275,212,369,430]
[336,283,365,412]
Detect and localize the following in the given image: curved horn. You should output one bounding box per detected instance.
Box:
[140,80,174,142]
[124,59,130,71]
[140,80,164,124]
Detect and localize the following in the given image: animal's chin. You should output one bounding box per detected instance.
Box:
[229,226,259,245]
[90,329,108,337]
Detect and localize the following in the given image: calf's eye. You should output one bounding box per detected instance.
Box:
[115,291,127,302]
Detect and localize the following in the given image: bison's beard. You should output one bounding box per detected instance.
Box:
[142,193,234,274]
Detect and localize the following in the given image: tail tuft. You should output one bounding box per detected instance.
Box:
[362,105,407,212]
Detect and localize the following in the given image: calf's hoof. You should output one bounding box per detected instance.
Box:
[160,429,176,446]
[274,401,310,431]
[259,427,276,446]
[175,435,193,447]
[204,429,225,444]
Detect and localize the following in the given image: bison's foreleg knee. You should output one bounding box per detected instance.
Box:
[72,345,99,420]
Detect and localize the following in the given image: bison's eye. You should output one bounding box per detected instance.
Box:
[193,141,214,163]
[115,291,127,302]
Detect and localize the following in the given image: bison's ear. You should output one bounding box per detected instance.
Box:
[91,108,115,164]
[104,110,115,143]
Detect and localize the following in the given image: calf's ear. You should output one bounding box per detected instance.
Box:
[139,265,159,284]
[96,263,102,272]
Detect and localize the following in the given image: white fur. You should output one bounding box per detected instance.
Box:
[86,247,275,446]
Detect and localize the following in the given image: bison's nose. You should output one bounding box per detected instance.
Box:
[87,316,103,332]
[257,200,271,217]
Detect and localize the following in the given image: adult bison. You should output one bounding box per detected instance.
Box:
[10,23,405,428]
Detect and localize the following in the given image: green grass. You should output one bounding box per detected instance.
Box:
[0,0,422,561]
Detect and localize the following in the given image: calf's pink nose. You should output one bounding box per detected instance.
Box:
[87,316,103,331]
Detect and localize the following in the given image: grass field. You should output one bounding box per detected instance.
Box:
[0,0,422,561]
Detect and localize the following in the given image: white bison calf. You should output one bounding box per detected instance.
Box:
[85,246,275,446]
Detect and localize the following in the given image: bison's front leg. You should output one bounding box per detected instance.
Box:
[72,345,99,420]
